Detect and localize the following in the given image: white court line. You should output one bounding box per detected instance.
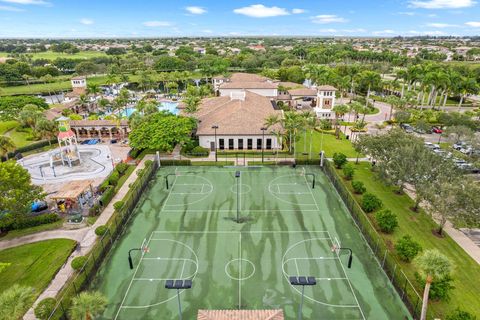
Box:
[303,172,320,211]
[238,233,242,309]
[294,258,300,275]
[328,232,366,320]
[152,230,331,234]
[316,277,348,280]
[161,173,178,211]
[179,260,186,279]
[114,234,154,320]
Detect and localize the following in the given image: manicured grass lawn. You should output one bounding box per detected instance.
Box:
[0,219,64,241]
[296,130,360,158]
[0,120,18,135]
[0,239,76,294]
[0,50,108,60]
[338,162,480,318]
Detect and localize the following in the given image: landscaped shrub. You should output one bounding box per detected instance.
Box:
[98,180,110,193]
[108,171,120,186]
[333,153,348,168]
[342,163,355,180]
[415,273,455,301]
[113,201,124,211]
[446,308,477,320]
[34,297,56,320]
[0,213,60,232]
[361,193,383,213]
[144,160,153,167]
[395,235,422,262]
[375,209,398,233]
[115,162,128,174]
[190,146,209,156]
[351,180,366,194]
[71,256,87,271]
[99,186,115,207]
[95,225,108,236]
[128,148,144,159]
[89,204,100,216]
[160,160,191,166]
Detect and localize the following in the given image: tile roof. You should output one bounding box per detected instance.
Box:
[197,310,284,320]
[220,81,278,89]
[229,73,268,82]
[70,120,129,127]
[288,88,318,96]
[317,85,338,91]
[195,91,282,136]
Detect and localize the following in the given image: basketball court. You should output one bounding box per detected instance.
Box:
[93,166,411,319]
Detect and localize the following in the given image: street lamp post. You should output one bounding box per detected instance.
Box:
[261,127,267,163]
[235,171,240,223]
[212,125,219,162]
[165,279,192,320]
[290,276,317,320]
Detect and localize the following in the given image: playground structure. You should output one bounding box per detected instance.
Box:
[54,116,81,167]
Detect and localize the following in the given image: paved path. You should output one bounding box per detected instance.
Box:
[18,155,154,320]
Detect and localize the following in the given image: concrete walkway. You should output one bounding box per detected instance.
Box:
[18,155,154,320]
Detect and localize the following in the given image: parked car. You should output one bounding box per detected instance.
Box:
[81,139,91,145]
[400,123,414,133]
[110,139,117,144]
[431,126,443,134]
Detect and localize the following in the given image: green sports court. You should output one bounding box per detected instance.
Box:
[92,165,412,319]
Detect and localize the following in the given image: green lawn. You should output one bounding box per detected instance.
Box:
[0,120,18,135]
[0,50,108,60]
[296,130,359,158]
[338,162,480,318]
[0,219,64,241]
[0,239,76,294]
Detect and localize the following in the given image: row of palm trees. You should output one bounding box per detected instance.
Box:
[395,63,480,109]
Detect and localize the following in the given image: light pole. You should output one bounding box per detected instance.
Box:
[235,171,240,223]
[261,127,267,163]
[165,279,192,320]
[212,125,219,162]
[290,276,317,320]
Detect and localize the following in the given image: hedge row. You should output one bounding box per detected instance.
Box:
[1,139,58,161]
[99,186,115,207]
[0,213,60,232]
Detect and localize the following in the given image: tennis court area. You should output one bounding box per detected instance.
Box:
[92,166,411,319]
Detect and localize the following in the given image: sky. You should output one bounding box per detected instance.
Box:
[0,0,480,38]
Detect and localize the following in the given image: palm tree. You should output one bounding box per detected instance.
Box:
[415,250,452,320]
[35,119,58,145]
[0,135,15,160]
[358,70,381,107]
[184,95,201,114]
[305,113,318,159]
[0,284,34,320]
[457,76,479,110]
[332,104,349,139]
[69,291,107,320]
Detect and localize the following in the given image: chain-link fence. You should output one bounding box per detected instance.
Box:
[322,159,423,320]
[47,159,159,320]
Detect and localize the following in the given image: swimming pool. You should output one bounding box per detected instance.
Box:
[121,101,179,117]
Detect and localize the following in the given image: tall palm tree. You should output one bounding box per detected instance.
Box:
[0,135,16,160]
[35,119,58,145]
[358,70,381,107]
[457,76,479,110]
[305,113,318,159]
[69,291,107,320]
[184,95,201,114]
[332,104,349,139]
[415,250,452,320]
[0,284,34,320]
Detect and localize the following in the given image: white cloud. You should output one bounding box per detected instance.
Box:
[466,21,480,27]
[201,29,213,33]
[407,30,446,35]
[409,0,476,9]
[426,22,458,27]
[372,29,396,35]
[292,8,305,14]
[398,11,416,15]
[311,14,347,24]
[318,28,337,33]
[185,6,206,15]
[0,0,49,5]
[233,4,289,18]
[343,28,367,33]
[0,4,23,10]
[80,18,94,25]
[142,21,172,27]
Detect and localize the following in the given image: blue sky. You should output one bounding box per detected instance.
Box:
[0,0,480,38]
